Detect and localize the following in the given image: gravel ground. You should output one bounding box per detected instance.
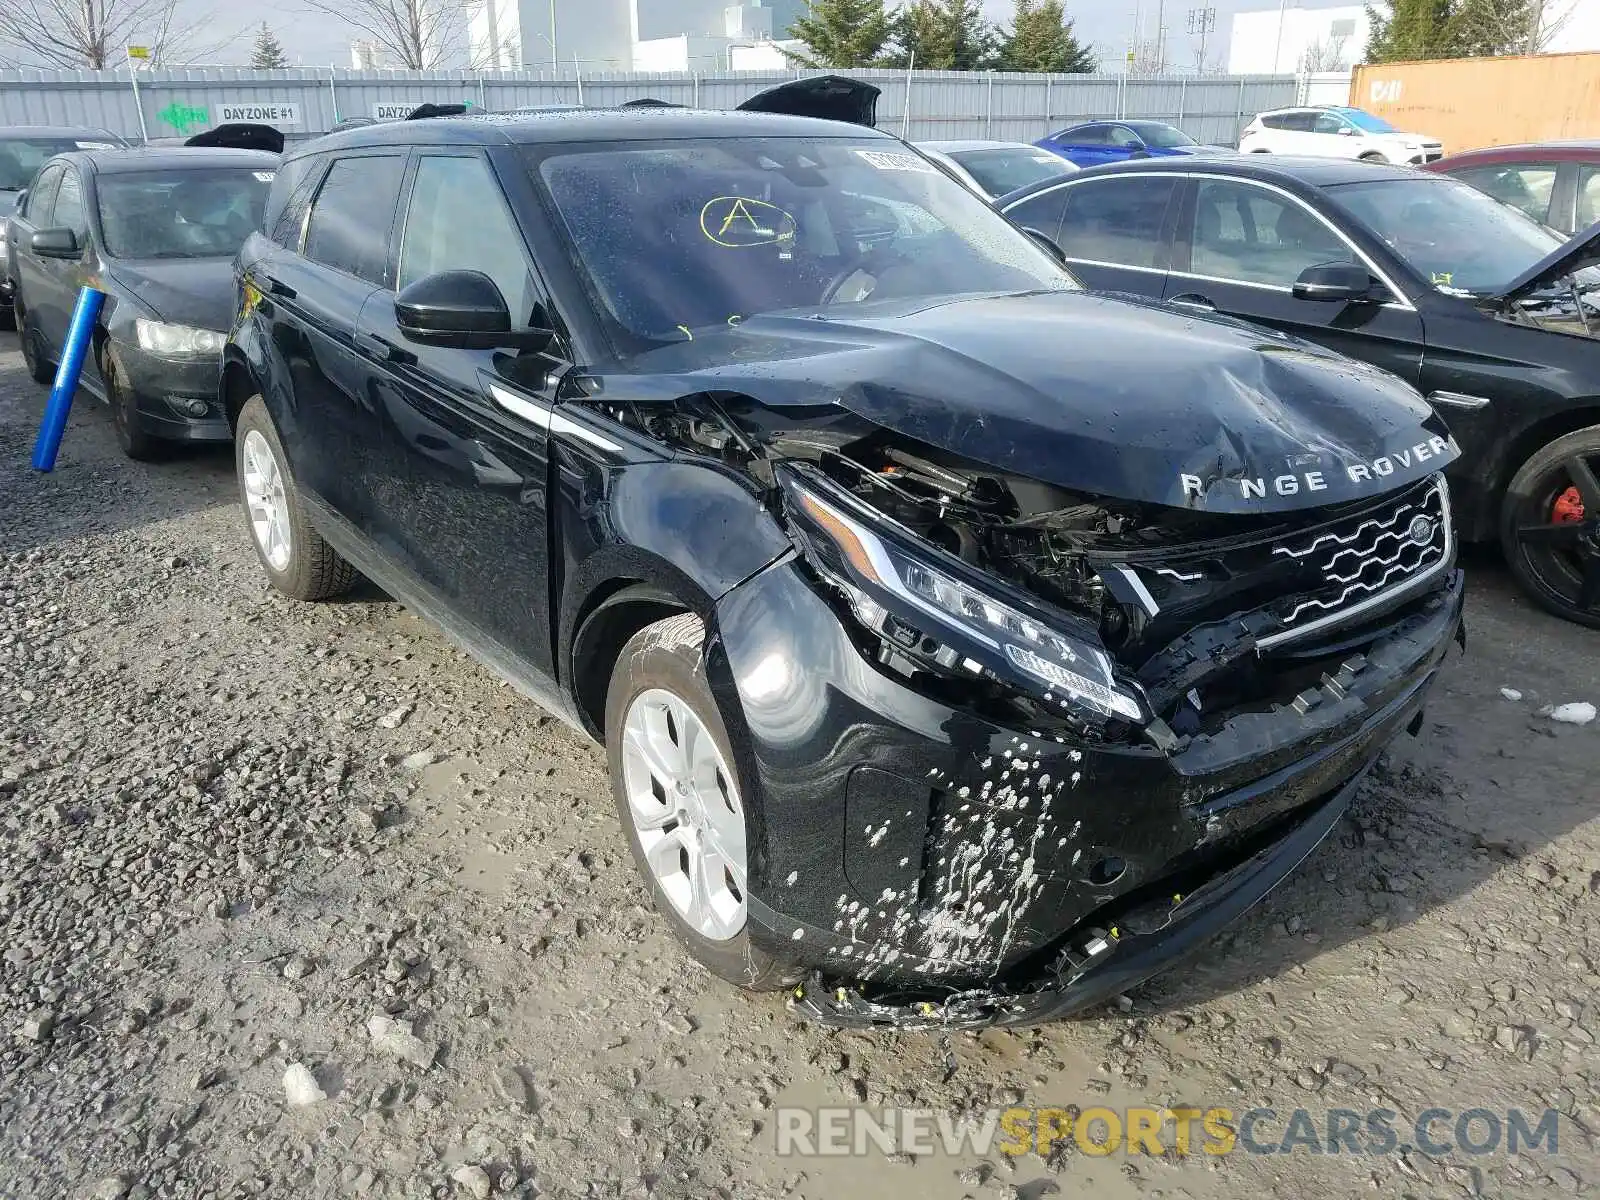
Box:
[2,339,1599,1200]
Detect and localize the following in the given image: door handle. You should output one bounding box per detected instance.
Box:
[259,274,295,299]
[355,328,415,365]
[1169,293,1216,312]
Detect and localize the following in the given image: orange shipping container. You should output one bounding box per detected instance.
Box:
[1351,52,1600,155]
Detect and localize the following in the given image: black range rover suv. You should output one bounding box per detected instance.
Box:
[223,98,1465,1027]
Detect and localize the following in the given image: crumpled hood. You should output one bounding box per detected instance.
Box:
[106,257,235,330]
[593,290,1458,513]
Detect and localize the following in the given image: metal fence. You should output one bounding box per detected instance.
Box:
[0,66,1301,146]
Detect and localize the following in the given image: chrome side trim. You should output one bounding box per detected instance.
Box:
[1429,390,1492,411]
[488,381,623,454]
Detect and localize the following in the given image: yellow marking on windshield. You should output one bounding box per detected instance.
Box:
[700,196,796,248]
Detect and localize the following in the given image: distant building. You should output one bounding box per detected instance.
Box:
[469,0,798,73]
[1228,5,1368,75]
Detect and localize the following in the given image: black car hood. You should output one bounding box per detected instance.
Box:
[1498,217,1600,301]
[106,257,234,330]
[593,290,1458,514]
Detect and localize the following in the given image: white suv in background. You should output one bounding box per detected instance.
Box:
[1240,106,1443,165]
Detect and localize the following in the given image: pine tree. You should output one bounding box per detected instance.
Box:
[884,0,999,70]
[787,0,894,68]
[249,22,290,69]
[1448,0,1544,56]
[999,0,1095,73]
[1364,0,1453,62]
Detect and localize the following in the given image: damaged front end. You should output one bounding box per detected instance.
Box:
[603,391,1464,1026]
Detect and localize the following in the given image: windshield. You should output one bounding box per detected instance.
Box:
[948,147,1073,196]
[1329,176,1563,294]
[1130,123,1197,148]
[96,167,273,259]
[0,137,110,190]
[1341,109,1397,134]
[534,137,1076,347]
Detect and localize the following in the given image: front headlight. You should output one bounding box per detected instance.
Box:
[782,471,1145,724]
[135,319,225,356]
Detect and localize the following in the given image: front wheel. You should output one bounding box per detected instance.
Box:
[1500,426,1600,628]
[605,613,794,990]
[17,301,53,386]
[235,395,356,601]
[105,346,163,461]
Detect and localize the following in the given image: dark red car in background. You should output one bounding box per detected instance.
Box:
[1426,141,1600,235]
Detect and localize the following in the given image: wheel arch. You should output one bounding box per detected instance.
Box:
[1492,405,1600,524]
[568,577,697,743]
[221,353,260,433]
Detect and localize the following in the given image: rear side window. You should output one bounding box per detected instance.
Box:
[265,154,323,249]
[304,155,406,284]
[1004,186,1072,244]
[1058,176,1176,268]
[1451,163,1558,226]
[1578,165,1600,231]
[1061,125,1109,145]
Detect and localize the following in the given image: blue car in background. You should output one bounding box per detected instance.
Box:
[1035,120,1220,167]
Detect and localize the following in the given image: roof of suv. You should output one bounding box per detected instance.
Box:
[55,147,280,174]
[1069,154,1423,187]
[289,107,893,161]
[2,125,125,142]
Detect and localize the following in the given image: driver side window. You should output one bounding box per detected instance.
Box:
[1107,126,1143,149]
[398,154,534,324]
[26,164,63,223]
[51,169,84,236]
[1191,180,1357,288]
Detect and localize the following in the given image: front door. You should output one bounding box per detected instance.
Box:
[1165,176,1426,385]
[354,150,559,675]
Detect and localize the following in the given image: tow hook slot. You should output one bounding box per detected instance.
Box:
[1289,652,1370,715]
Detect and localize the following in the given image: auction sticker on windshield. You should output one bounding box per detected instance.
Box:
[854,149,937,173]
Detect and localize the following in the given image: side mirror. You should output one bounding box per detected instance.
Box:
[1128,148,1151,159]
[31,227,81,259]
[1021,227,1067,267]
[1337,126,1355,136]
[394,270,553,352]
[1292,262,1373,302]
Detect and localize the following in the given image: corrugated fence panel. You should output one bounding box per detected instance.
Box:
[0,66,1299,147]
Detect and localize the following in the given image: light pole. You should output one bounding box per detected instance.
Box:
[1272,0,1290,73]
[1187,5,1216,73]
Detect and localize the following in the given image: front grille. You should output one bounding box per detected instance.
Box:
[1102,475,1454,669]
[1261,478,1450,646]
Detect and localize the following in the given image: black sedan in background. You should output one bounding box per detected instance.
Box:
[4,146,277,459]
[1001,156,1600,627]
[0,125,128,329]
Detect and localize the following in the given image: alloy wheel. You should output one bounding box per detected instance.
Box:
[618,687,747,942]
[241,429,293,572]
[1513,448,1600,618]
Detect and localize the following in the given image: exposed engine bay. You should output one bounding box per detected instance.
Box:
[609,394,1456,742]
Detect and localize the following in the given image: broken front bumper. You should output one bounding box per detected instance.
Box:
[710,558,1464,1026]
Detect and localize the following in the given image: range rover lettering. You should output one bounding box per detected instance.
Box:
[222,94,1464,1027]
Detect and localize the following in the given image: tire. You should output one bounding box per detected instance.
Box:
[1499,425,1600,629]
[1359,151,1389,164]
[104,345,163,462]
[234,395,356,601]
[604,613,794,991]
[17,300,53,386]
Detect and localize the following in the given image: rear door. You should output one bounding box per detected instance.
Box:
[1007,173,1177,297]
[1166,175,1425,384]
[270,151,408,524]
[354,149,560,673]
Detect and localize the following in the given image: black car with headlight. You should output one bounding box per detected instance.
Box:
[4,145,276,459]
[221,94,1465,1027]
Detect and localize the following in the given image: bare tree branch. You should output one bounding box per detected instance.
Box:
[0,0,219,69]
[299,0,469,69]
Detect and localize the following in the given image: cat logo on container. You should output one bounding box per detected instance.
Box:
[699,196,796,248]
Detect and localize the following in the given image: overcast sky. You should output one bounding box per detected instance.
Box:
[207,1,1346,70]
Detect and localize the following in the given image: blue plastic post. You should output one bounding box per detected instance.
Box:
[31,287,105,472]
